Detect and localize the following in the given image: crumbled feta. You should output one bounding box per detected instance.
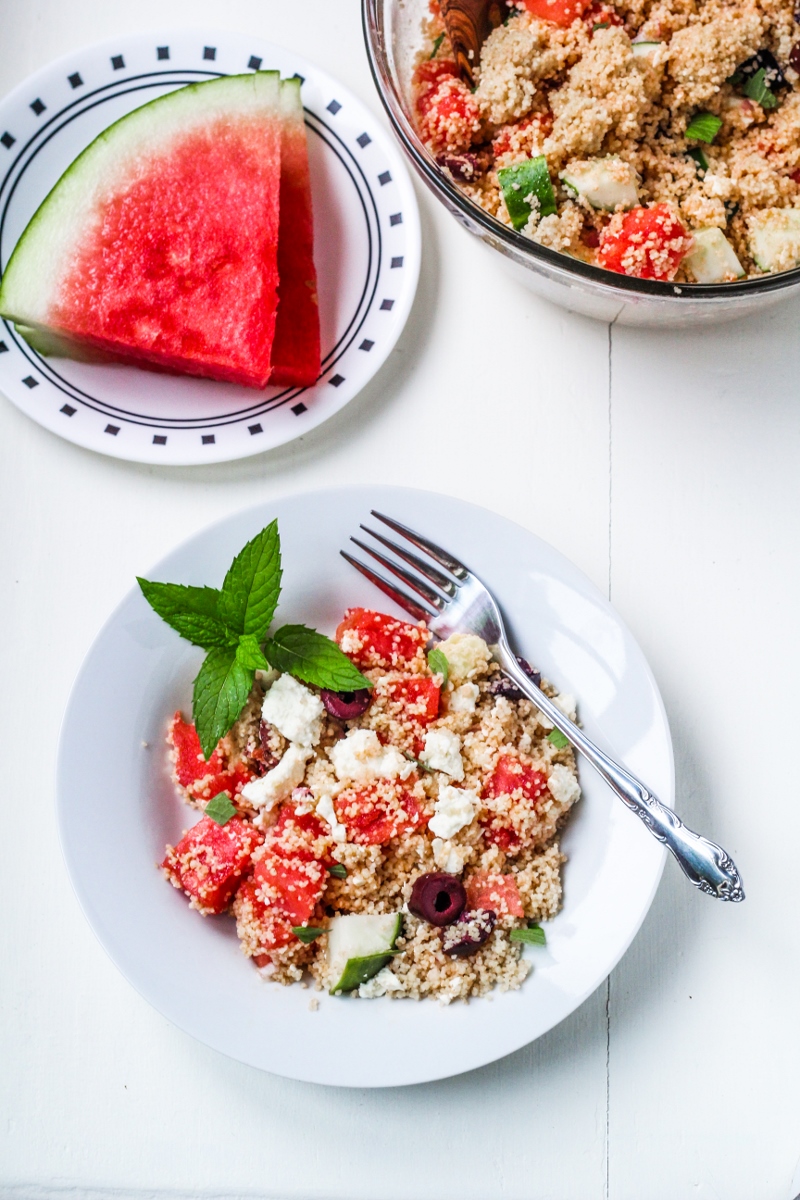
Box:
[261,673,324,747]
[428,783,478,839]
[420,728,464,780]
[449,682,479,714]
[329,728,414,785]
[316,793,347,843]
[431,836,466,874]
[537,692,576,730]
[547,763,581,807]
[436,633,492,685]
[242,744,312,813]
[358,967,402,999]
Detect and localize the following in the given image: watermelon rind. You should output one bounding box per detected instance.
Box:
[0,73,282,384]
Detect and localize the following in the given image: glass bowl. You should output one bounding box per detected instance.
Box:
[363,0,800,326]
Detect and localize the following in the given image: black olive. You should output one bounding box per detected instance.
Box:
[487,656,542,700]
[733,50,789,90]
[320,688,372,720]
[408,872,467,927]
[441,909,497,957]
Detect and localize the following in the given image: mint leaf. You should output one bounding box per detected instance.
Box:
[137,579,236,648]
[292,925,327,944]
[427,647,449,686]
[205,793,237,825]
[429,32,444,58]
[192,647,254,759]
[218,520,282,640]
[235,633,269,672]
[328,863,347,879]
[685,112,722,143]
[548,728,569,749]
[687,146,709,173]
[265,625,372,691]
[742,68,778,109]
[510,923,546,946]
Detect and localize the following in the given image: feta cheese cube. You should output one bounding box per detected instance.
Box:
[436,633,492,685]
[330,728,414,785]
[358,967,402,999]
[449,682,479,714]
[428,783,478,839]
[547,763,581,807]
[537,692,577,729]
[241,744,312,814]
[420,728,464,780]
[316,793,347,843]
[261,673,324,747]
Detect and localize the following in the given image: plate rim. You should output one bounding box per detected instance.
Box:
[0,30,421,465]
[55,484,674,1086]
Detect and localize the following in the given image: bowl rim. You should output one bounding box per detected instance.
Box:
[362,0,800,303]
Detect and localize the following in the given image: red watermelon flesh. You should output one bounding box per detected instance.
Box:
[269,77,321,389]
[0,74,284,389]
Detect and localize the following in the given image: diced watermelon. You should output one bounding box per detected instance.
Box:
[417,75,482,154]
[598,204,690,281]
[334,782,427,844]
[233,804,330,959]
[162,815,263,915]
[482,755,549,853]
[0,74,284,389]
[484,755,548,804]
[167,713,254,803]
[521,0,590,24]
[269,77,321,388]
[384,676,441,724]
[336,608,429,670]
[465,872,525,918]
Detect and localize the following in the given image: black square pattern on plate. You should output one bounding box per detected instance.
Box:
[105,424,119,436]
[111,54,125,70]
[359,339,374,352]
[329,374,345,388]
[390,212,403,226]
[157,46,170,60]
[22,376,38,389]
[61,404,76,416]
[1,132,15,149]
[327,99,341,115]
[68,72,83,89]
[30,99,46,116]
[203,46,216,60]
[0,341,8,353]
[153,434,167,445]
[356,132,371,148]
[378,171,392,186]
[391,256,404,268]
[380,299,395,311]
[248,55,262,70]
[248,423,263,434]
[202,434,215,444]
[291,402,307,415]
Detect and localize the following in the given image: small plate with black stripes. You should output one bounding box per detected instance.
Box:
[0,31,420,465]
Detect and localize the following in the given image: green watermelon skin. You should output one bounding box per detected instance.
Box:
[0,74,283,389]
[269,77,321,389]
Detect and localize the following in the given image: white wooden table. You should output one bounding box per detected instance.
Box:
[1,2,796,1197]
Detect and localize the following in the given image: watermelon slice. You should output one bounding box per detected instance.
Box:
[270,77,321,388]
[0,73,285,389]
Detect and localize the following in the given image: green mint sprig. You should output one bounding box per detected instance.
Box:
[292,926,328,944]
[429,32,444,59]
[742,68,778,110]
[204,793,237,826]
[138,520,371,758]
[548,728,570,749]
[685,112,722,143]
[427,647,449,686]
[510,923,546,946]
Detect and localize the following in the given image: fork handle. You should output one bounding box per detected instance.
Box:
[499,652,745,902]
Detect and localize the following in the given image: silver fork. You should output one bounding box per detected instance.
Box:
[342,511,744,903]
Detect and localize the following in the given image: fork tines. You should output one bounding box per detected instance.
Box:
[340,511,467,624]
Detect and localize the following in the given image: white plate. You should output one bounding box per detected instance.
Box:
[0,33,420,465]
[57,486,673,1086]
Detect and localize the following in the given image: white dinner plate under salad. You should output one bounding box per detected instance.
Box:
[0,32,420,465]
[56,486,673,1087]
